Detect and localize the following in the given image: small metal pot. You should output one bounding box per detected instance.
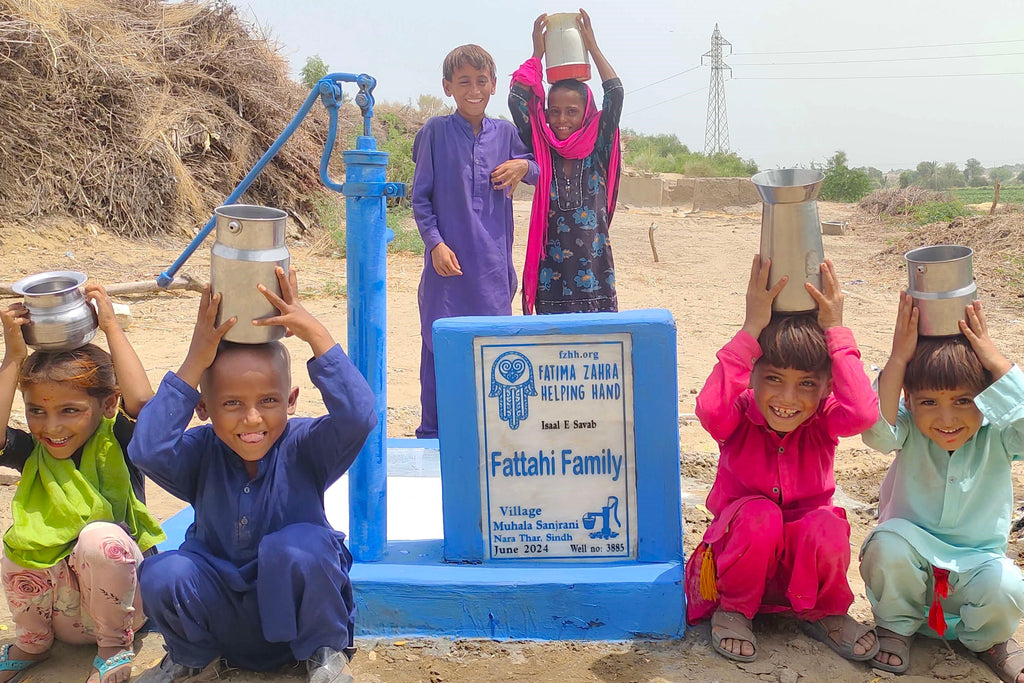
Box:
[12,271,98,352]
[210,204,290,344]
[905,245,977,337]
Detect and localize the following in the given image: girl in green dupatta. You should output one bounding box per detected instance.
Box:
[0,284,164,683]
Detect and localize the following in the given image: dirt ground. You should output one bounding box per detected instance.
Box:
[2,198,1023,682]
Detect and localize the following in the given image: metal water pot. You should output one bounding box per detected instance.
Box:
[12,271,98,352]
[544,13,591,83]
[905,245,977,337]
[751,169,826,313]
[210,204,290,344]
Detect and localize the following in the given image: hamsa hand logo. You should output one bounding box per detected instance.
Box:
[489,351,537,430]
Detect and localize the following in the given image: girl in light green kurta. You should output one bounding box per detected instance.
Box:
[860,293,1024,683]
[0,285,164,683]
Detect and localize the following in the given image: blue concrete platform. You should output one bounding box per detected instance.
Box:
[156,438,685,640]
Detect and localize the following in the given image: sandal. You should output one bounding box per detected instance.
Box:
[0,644,46,683]
[872,626,913,674]
[710,609,758,663]
[800,614,880,662]
[90,649,135,683]
[976,638,1024,683]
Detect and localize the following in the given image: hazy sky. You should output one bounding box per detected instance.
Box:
[233,0,1023,172]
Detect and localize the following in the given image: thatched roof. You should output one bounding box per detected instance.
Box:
[0,0,357,237]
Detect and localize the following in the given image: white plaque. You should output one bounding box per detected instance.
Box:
[475,334,637,560]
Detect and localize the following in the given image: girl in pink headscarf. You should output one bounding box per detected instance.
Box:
[509,9,622,315]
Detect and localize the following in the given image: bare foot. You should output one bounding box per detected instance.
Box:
[0,644,48,682]
[87,645,134,683]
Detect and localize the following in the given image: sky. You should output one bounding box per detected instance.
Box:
[232,0,1024,172]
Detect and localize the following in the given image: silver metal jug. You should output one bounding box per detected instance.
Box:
[751,169,826,313]
[211,204,290,344]
[905,245,977,337]
[12,271,98,352]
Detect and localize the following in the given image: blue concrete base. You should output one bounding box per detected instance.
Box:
[351,540,685,640]
[156,438,686,640]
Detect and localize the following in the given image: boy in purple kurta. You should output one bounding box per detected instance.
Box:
[412,44,538,438]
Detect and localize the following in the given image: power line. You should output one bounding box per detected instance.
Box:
[733,71,1024,80]
[626,64,702,95]
[733,51,1024,66]
[626,86,708,116]
[733,38,1024,56]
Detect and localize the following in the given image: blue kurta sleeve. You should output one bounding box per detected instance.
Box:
[288,344,377,488]
[127,371,207,503]
[412,119,443,254]
[974,364,1024,460]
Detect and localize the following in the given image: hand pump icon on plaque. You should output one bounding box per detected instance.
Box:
[583,496,620,539]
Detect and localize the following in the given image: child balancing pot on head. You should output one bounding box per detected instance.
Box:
[859,293,1024,682]
[509,8,623,315]
[0,285,165,683]
[686,255,880,664]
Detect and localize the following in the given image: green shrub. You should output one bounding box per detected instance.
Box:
[909,200,975,225]
[622,129,757,177]
[818,151,872,202]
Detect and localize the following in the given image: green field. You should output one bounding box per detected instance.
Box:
[951,186,1024,204]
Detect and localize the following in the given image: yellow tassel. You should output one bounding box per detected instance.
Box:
[699,544,718,601]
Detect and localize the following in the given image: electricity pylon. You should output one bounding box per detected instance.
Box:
[702,24,732,156]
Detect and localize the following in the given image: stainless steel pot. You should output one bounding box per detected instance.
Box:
[210,204,290,344]
[12,271,98,352]
[905,245,977,337]
[751,169,826,313]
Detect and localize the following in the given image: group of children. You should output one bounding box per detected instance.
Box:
[686,255,1024,683]
[0,7,1023,683]
[0,267,373,683]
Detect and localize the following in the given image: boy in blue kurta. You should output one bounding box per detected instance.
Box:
[130,269,375,683]
[412,43,538,438]
[860,293,1024,682]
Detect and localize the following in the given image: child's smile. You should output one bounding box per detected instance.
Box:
[22,381,116,459]
[908,387,982,451]
[751,364,831,434]
[197,347,298,468]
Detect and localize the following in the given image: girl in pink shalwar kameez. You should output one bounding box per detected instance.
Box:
[686,255,880,664]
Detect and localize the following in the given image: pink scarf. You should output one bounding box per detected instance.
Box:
[512,57,621,314]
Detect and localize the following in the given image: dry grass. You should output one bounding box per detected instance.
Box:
[877,209,1024,303]
[857,186,951,216]
[0,0,367,237]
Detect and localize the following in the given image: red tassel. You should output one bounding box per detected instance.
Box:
[928,567,951,636]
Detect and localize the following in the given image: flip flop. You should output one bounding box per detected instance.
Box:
[800,614,880,662]
[710,609,758,663]
[872,626,913,674]
[91,649,134,683]
[975,638,1024,683]
[0,644,46,683]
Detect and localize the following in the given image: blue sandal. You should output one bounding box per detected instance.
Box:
[92,650,135,683]
[0,643,45,682]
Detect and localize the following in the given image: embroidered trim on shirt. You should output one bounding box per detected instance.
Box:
[118,400,137,424]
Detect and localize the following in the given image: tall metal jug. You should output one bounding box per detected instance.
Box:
[751,169,826,313]
[211,204,290,344]
[544,13,591,82]
[905,245,977,337]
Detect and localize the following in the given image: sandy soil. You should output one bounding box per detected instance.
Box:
[1,199,1023,682]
